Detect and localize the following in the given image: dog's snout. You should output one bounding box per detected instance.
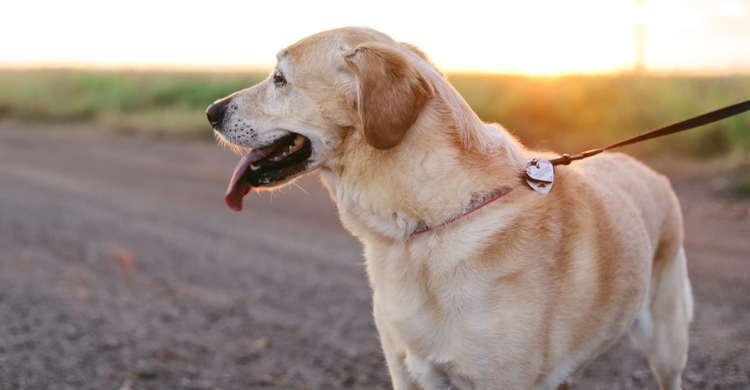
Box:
[206,99,230,129]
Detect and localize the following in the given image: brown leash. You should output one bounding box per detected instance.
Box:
[547,99,750,166]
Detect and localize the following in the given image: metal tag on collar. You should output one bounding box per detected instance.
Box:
[526,158,554,195]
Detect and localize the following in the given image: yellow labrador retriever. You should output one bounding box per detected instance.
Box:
[207,27,693,390]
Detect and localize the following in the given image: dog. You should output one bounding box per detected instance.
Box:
[207,27,693,390]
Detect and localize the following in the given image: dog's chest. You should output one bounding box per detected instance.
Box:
[369,244,503,361]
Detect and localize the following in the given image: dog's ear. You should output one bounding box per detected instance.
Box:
[344,43,431,150]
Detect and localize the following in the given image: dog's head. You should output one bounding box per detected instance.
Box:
[207,27,439,211]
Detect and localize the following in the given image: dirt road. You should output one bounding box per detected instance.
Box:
[0,125,748,390]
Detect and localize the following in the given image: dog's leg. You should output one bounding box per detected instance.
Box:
[376,318,419,390]
[404,356,456,390]
[630,247,693,390]
[383,349,417,390]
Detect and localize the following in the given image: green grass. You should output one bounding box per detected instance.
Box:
[0,69,267,139]
[1,69,749,157]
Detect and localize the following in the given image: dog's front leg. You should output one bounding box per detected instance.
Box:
[404,356,457,390]
[377,324,455,390]
[375,316,419,389]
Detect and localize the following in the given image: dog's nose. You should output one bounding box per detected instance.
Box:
[206,100,229,128]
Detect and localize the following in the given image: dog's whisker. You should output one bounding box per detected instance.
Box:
[291,182,309,196]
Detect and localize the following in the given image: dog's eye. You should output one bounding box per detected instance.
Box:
[273,73,286,86]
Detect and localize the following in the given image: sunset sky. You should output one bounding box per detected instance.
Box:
[2,0,749,75]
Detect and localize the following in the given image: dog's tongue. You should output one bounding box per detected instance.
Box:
[224,144,279,211]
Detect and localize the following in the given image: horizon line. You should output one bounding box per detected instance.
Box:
[2,61,750,77]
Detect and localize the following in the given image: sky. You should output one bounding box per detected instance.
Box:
[2,0,749,75]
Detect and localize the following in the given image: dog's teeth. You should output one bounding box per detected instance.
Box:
[250,163,260,171]
[282,152,288,157]
[294,135,304,146]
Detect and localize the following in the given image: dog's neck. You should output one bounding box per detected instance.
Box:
[321,88,527,240]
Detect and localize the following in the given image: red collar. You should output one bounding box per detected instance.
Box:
[410,186,517,236]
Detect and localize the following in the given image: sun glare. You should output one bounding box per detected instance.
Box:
[1,0,748,75]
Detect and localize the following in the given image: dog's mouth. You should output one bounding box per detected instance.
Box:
[225,133,312,211]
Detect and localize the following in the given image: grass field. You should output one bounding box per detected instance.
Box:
[1,69,749,158]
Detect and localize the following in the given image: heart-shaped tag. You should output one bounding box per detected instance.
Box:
[526,158,554,194]
[526,177,553,195]
[526,159,554,183]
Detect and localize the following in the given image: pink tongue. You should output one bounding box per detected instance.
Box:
[224,143,280,211]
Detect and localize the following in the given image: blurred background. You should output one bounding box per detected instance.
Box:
[0,1,748,389]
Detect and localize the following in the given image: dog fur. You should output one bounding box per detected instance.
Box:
[211,27,693,390]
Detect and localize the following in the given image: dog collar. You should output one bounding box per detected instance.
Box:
[410,186,517,236]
